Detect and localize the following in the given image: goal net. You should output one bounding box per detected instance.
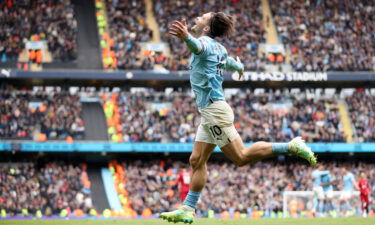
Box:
[283,191,360,218]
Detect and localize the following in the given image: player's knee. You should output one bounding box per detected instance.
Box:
[189,155,201,169]
[233,150,247,167]
[233,157,247,167]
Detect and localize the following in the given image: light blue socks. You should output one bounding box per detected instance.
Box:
[183,191,201,209]
[272,143,290,155]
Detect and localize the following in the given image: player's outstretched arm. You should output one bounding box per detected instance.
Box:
[169,19,203,55]
[226,56,244,79]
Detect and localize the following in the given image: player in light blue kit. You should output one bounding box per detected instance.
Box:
[312,165,330,217]
[160,12,317,224]
[339,167,358,216]
[321,171,335,216]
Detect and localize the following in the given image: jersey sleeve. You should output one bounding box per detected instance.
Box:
[184,34,205,55]
[225,56,244,72]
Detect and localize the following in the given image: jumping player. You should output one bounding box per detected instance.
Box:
[358,172,370,217]
[160,12,317,224]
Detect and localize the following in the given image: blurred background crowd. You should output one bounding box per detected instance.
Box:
[271,0,374,71]
[122,159,375,216]
[0,0,77,62]
[0,162,92,216]
[0,90,84,140]
[2,89,374,143]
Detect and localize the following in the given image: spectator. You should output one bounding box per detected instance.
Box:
[0,0,78,62]
[111,90,347,143]
[0,162,92,216]
[0,90,85,140]
[106,0,153,70]
[271,0,374,71]
[121,159,375,216]
[154,0,266,71]
[346,92,375,142]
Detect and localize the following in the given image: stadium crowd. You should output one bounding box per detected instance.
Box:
[271,0,374,71]
[113,91,346,143]
[153,0,266,71]
[345,92,375,142]
[1,89,372,143]
[123,159,375,216]
[105,0,153,70]
[0,162,92,216]
[0,90,85,140]
[0,0,78,62]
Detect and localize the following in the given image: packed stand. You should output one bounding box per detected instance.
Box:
[115,92,200,142]
[229,93,345,142]
[345,92,375,142]
[271,0,374,71]
[0,0,78,62]
[153,0,266,71]
[123,159,375,216]
[113,91,345,143]
[0,162,92,216]
[0,90,85,140]
[105,0,153,70]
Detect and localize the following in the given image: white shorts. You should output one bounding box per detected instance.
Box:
[313,186,325,200]
[324,190,333,199]
[340,191,352,200]
[195,101,239,148]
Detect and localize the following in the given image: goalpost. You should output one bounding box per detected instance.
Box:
[283,191,360,218]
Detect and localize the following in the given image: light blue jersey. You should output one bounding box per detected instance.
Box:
[187,35,243,109]
[189,36,227,108]
[321,173,333,192]
[312,170,330,187]
[343,172,355,191]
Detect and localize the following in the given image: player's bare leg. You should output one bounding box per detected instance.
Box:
[220,137,272,166]
[221,136,317,167]
[160,142,215,224]
[188,142,216,192]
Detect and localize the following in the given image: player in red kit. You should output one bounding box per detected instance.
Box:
[176,169,191,201]
[358,172,370,217]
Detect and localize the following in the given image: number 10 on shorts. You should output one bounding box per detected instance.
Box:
[209,125,222,138]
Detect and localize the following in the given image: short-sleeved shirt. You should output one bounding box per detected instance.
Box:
[312,170,329,187]
[321,173,333,192]
[343,172,355,191]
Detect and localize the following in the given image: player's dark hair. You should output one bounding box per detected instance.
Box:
[208,12,234,38]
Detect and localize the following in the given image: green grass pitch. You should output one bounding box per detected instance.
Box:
[2,218,375,225]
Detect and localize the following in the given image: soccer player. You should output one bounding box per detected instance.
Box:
[358,172,370,217]
[160,12,317,224]
[321,171,335,216]
[311,166,329,217]
[176,168,191,201]
[339,167,357,216]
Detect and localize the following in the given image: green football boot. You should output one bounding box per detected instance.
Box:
[160,205,195,224]
[289,137,317,166]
